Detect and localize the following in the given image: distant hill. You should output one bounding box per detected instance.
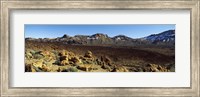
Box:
[142,30,175,44]
[25,30,175,46]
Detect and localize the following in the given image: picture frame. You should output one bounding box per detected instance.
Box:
[1,0,199,96]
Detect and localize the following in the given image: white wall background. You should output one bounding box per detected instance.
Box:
[10,10,190,87]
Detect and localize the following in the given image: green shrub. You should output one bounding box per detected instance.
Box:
[68,67,78,72]
[35,50,42,54]
[52,50,59,56]
[30,49,36,55]
[53,60,61,65]
[33,54,44,59]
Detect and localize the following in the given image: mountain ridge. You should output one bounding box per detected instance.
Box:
[26,30,175,46]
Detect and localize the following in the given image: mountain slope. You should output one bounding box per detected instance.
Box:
[143,30,175,44]
[25,30,175,46]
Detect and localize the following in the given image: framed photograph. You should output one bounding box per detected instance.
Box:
[1,0,199,96]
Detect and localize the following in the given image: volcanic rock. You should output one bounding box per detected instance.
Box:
[84,50,93,58]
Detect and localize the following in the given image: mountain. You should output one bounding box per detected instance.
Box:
[25,30,175,46]
[87,33,109,40]
[62,34,70,38]
[142,30,175,44]
[112,35,133,41]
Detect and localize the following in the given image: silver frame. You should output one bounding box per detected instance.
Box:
[1,0,199,96]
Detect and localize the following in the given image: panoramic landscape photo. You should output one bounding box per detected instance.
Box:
[25,24,175,72]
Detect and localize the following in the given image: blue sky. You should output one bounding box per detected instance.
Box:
[25,24,175,38]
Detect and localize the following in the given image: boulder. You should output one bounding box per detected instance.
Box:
[145,64,168,72]
[68,51,75,57]
[101,64,111,71]
[77,64,87,71]
[25,64,35,72]
[69,56,81,63]
[100,56,112,66]
[60,56,68,61]
[112,65,129,72]
[32,61,43,68]
[57,67,62,72]
[77,64,93,72]
[40,64,50,72]
[59,50,67,56]
[40,51,50,56]
[84,50,93,58]
[60,60,69,66]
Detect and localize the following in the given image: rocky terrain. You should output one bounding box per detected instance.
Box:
[25,47,174,72]
[25,30,175,72]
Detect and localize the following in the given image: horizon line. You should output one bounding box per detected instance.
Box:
[25,29,175,39]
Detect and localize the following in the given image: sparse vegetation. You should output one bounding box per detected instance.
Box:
[25,41,175,72]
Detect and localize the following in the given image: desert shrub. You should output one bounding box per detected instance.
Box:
[61,67,78,72]
[68,67,78,72]
[25,52,33,59]
[42,61,47,65]
[52,50,59,56]
[33,54,44,59]
[53,60,61,65]
[44,61,52,67]
[38,65,50,72]
[35,50,42,54]
[82,59,93,64]
[31,65,43,72]
[29,49,36,55]
[74,62,82,67]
